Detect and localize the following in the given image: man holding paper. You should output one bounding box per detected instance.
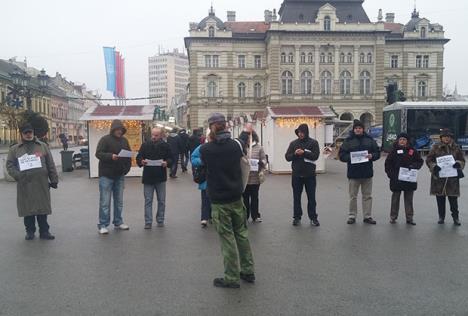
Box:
[6,123,58,240]
[426,129,465,226]
[339,120,380,225]
[384,133,423,225]
[95,120,132,234]
[136,127,173,229]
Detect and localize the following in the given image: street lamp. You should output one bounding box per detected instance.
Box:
[8,69,49,112]
[38,69,49,89]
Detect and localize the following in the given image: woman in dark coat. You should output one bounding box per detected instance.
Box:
[384,133,423,225]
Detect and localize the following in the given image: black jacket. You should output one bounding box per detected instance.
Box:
[188,134,201,153]
[285,124,320,178]
[178,130,190,153]
[136,140,173,184]
[95,120,132,178]
[200,131,244,204]
[339,132,381,179]
[167,133,181,155]
[385,143,423,192]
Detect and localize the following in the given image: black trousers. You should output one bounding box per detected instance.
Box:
[170,154,179,176]
[24,215,50,234]
[243,184,260,220]
[436,196,459,220]
[180,151,189,171]
[292,176,317,220]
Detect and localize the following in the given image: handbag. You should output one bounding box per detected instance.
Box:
[192,166,206,184]
[234,139,251,191]
[458,169,465,179]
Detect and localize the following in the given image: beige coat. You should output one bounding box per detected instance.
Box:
[6,139,58,217]
[247,142,267,185]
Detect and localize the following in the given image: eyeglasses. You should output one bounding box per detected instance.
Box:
[22,131,33,135]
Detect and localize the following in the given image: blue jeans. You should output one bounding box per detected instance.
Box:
[98,176,125,229]
[144,182,166,224]
[201,189,212,221]
[292,176,317,221]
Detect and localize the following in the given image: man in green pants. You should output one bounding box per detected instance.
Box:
[200,113,255,288]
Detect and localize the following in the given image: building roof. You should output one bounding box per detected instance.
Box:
[0,59,25,81]
[267,106,336,118]
[80,105,155,121]
[279,0,370,23]
[225,22,270,34]
[384,102,468,111]
[197,8,226,30]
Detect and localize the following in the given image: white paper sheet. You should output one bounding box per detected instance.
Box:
[118,149,134,158]
[249,159,259,172]
[436,155,457,178]
[18,154,42,171]
[398,167,418,183]
[146,159,164,167]
[350,151,369,164]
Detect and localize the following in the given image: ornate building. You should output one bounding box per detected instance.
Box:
[184,0,448,129]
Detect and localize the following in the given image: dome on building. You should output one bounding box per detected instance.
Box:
[197,6,226,30]
[404,8,422,31]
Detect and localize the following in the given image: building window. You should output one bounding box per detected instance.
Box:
[367,53,373,63]
[301,71,313,95]
[254,55,262,68]
[320,53,326,63]
[360,71,371,95]
[254,82,262,98]
[340,53,345,63]
[423,55,429,68]
[207,81,217,97]
[281,71,293,95]
[213,55,219,68]
[288,53,294,63]
[281,53,286,63]
[205,55,219,68]
[360,53,365,63]
[418,81,427,97]
[346,53,353,63]
[300,52,306,64]
[421,27,426,38]
[307,53,313,63]
[416,55,422,68]
[238,82,246,98]
[238,55,246,68]
[205,55,212,68]
[324,16,331,31]
[321,71,332,95]
[391,55,399,68]
[327,53,333,63]
[340,71,352,95]
[208,26,215,38]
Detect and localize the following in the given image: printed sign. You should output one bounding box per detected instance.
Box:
[436,155,457,178]
[398,167,418,183]
[18,154,42,171]
[249,159,259,172]
[146,159,164,167]
[350,151,369,164]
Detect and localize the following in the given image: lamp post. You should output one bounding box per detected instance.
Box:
[8,69,49,112]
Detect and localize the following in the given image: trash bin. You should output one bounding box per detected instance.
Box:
[61,150,74,172]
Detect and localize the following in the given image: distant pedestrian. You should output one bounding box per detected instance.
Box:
[239,130,267,223]
[191,140,211,228]
[339,120,381,225]
[384,133,423,225]
[285,124,321,226]
[167,129,181,178]
[188,129,201,156]
[200,113,255,288]
[136,127,173,229]
[59,134,68,151]
[178,129,190,172]
[95,120,132,234]
[6,123,58,240]
[426,129,465,226]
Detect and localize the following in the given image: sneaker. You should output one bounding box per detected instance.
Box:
[25,232,35,241]
[157,222,165,227]
[363,218,377,225]
[39,232,55,240]
[406,220,416,226]
[390,219,397,224]
[347,218,356,225]
[292,219,301,226]
[115,224,130,230]
[438,219,445,225]
[240,273,256,283]
[213,278,240,289]
[311,219,320,227]
[201,220,208,228]
[454,219,461,226]
[99,227,109,235]
[144,223,152,230]
[256,217,263,223]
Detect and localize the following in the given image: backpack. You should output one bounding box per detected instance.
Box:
[192,165,206,184]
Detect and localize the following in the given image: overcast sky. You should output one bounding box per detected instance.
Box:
[1,0,466,101]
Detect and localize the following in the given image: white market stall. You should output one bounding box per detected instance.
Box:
[263,106,335,174]
[80,105,155,178]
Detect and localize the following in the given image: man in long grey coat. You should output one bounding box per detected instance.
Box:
[6,123,59,240]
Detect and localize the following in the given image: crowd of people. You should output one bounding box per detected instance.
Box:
[5,114,466,288]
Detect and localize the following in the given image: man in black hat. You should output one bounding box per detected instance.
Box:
[339,120,380,225]
[285,123,321,226]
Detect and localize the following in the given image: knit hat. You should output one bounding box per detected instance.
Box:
[352,120,365,130]
[397,132,410,141]
[207,113,226,126]
[440,128,454,138]
[20,123,34,134]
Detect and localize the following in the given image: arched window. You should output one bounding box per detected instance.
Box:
[301,71,313,95]
[238,82,246,98]
[288,53,294,63]
[321,71,332,95]
[208,26,215,38]
[418,81,427,97]
[254,82,262,98]
[281,52,287,63]
[340,112,354,121]
[207,80,217,97]
[347,53,353,63]
[307,52,314,63]
[340,71,352,95]
[324,16,331,31]
[300,52,306,64]
[367,53,373,63]
[320,53,326,63]
[340,53,345,63]
[281,71,293,95]
[421,27,426,38]
[360,71,371,95]
[359,53,365,63]
[327,52,333,63]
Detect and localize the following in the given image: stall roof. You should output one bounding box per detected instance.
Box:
[384,102,468,111]
[267,106,336,118]
[80,105,155,121]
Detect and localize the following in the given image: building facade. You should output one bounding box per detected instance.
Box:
[184,0,448,129]
[148,49,189,115]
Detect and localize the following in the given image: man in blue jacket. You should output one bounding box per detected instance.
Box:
[339,120,380,225]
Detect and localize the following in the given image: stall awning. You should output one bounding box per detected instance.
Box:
[267,106,335,118]
[80,105,155,121]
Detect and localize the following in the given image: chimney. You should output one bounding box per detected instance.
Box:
[272,9,278,21]
[264,10,273,22]
[386,13,395,23]
[227,11,236,22]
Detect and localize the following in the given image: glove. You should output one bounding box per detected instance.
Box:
[49,183,58,189]
[453,162,462,169]
[433,165,441,172]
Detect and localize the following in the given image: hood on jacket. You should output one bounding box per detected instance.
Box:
[110,120,127,136]
[215,130,231,143]
[295,124,309,138]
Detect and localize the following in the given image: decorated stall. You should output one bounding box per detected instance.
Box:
[264,106,335,174]
[80,105,155,178]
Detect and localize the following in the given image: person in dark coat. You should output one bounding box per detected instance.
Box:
[136,127,173,229]
[384,133,423,225]
[285,124,321,227]
[95,120,132,234]
[189,129,202,154]
[178,129,190,172]
[167,129,181,178]
[59,133,68,151]
[339,120,381,225]
[426,129,465,226]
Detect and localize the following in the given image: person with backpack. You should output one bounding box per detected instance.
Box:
[191,137,211,228]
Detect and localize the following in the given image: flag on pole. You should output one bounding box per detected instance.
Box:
[103,47,116,94]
